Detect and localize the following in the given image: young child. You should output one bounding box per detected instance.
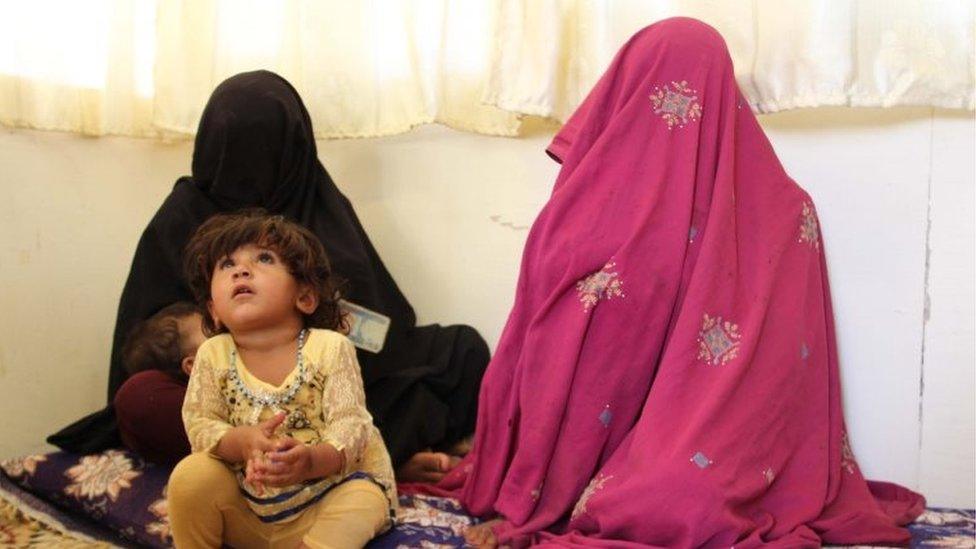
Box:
[113,302,205,465]
[168,211,397,549]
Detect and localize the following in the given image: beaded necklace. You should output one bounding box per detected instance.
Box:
[227,329,308,416]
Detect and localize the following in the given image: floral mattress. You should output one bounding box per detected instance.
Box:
[0,450,972,548]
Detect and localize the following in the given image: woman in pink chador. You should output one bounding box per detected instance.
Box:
[445,17,925,548]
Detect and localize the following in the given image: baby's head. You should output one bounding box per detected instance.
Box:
[122,302,206,379]
[183,210,344,337]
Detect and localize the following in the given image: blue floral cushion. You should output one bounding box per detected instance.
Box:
[2,450,171,547]
[0,449,477,548]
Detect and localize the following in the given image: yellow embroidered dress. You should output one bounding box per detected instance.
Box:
[182,329,397,524]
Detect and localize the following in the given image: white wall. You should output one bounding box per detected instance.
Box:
[919,111,976,507]
[0,108,972,507]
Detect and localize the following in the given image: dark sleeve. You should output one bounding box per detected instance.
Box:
[107,222,193,400]
[107,183,206,401]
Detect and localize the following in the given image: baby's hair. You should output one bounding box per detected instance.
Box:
[122,301,200,378]
[183,209,345,336]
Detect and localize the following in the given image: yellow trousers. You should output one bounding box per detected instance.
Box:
[168,453,390,549]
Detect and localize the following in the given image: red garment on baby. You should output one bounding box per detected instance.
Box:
[114,370,190,466]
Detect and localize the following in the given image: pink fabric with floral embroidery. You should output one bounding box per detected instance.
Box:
[435,17,924,547]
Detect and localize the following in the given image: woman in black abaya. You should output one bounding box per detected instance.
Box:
[49,71,488,480]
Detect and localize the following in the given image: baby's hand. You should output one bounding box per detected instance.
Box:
[251,437,314,487]
[229,411,287,464]
[215,412,286,466]
[244,450,269,495]
[238,413,288,494]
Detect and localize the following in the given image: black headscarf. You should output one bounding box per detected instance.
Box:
[49,71,488,466]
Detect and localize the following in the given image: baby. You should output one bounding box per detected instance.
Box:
[113,302,206,465]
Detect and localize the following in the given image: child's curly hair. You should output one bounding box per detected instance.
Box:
[183,210,345,336]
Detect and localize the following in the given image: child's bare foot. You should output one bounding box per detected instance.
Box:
[464,518,502,548]
[396,451,456,483]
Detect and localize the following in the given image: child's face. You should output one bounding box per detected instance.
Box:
[207,243,318,334]
[177,313,206,375]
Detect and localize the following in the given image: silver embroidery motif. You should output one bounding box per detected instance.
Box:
[599,405,612,428]
[799,202,820,249]
[840,431,858,474]
[689,226,699,242]
[691,451,713,469]
[762,467,776,485]
[697,314,742,366]
[571,474,613,520]
[576,261,624,312]
[800,342,810,361]
[649,81,703,129]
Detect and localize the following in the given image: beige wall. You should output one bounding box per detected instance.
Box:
[0,107,972,507]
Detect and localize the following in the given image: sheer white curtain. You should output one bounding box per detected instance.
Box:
[153,0,520,138]
[0,0,156,135]
[0,0,972,138]
[0,0,520,138]
[485,0,976,121]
